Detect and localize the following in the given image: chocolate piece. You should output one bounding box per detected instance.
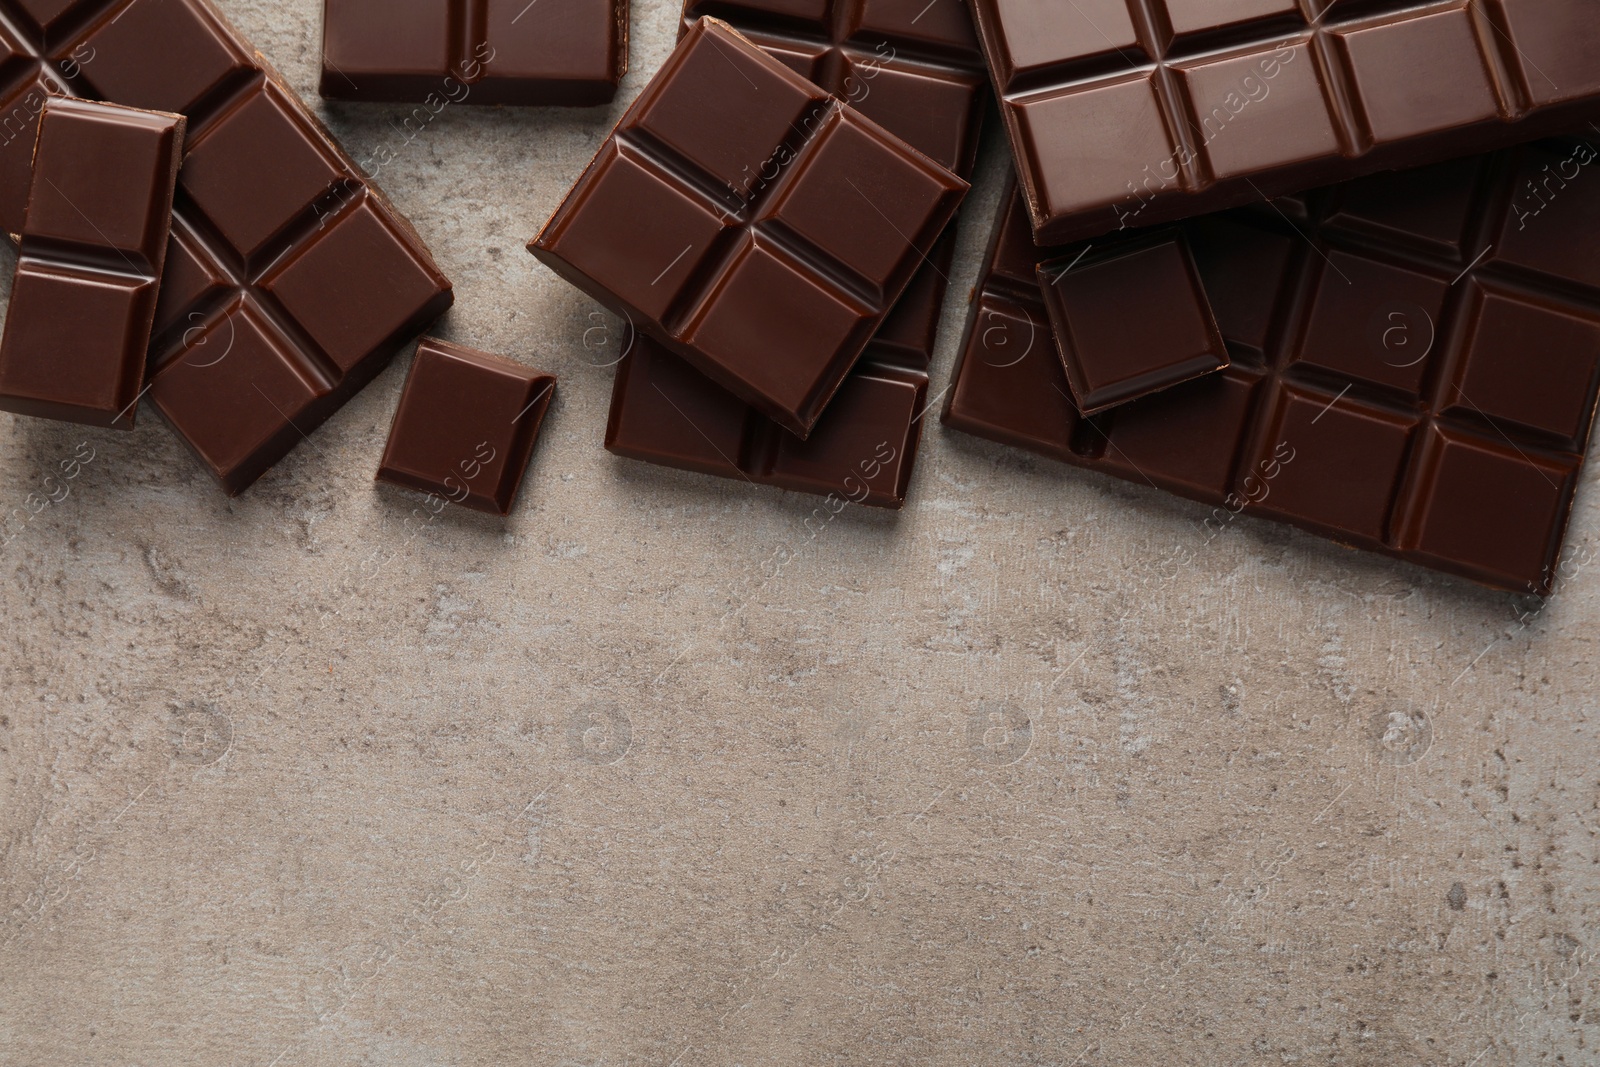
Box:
[600,0,986,504]
[608,338,926,509]
[320,0,628,106]
[0,0,452,493]
[944,144,1600,595]
[377,338,556,515]
[529,18,967,439]
[969,0,1600,244]
[605,228,952,508]
[1035,234,1226,413]
[0,98,183,429]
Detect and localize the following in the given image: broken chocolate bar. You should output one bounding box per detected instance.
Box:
[529,18,967,439]
[969,0,1600,244]
[0,0,453,493]
[320,0,628,106]
[944,142,1600,595]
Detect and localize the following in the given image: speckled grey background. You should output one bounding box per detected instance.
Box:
[1,1,1597,1064]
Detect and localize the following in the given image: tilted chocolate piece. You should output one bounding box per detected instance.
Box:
[530,18,967,439]
[320,0,628,105]
[944,143,1600,595]
[599,0,986,505]
[0,98,183,429]
[0,0,453,493]
[604,231,952,509]
[969,0,1600,244]
[1035,233,1227,414]
[377,338,556,516]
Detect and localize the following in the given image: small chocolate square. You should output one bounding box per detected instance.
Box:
[1335,7,1501,144]
[377,338,556,516]
[1036,236,1227,414]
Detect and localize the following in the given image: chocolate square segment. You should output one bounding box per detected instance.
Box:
[0,98,184,429]
[1334,7,1502,144]
[531,18,967,438]
[1035,236,1227,414]
[968,0,1600,244]
[321,0,628,105]
[1402,426,1579,593]
[377,338,556,516]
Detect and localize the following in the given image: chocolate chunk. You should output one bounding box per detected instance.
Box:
[608,339,926,509]
[529,17,967,439]
[969,0,1600,244]
[601,0,986,504]
[0,0,452,494]
[1035,235,1227,414]
[944,141,1600,595]
[603,228,954,509]
[0,98,183,429]
[320,0,628,105]
[377,338,556,515]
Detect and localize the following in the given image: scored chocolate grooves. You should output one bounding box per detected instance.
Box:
[0,0,453,493]
[971,0,1600,244]
[945,141,1600,595]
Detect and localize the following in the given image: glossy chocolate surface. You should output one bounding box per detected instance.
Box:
[1035,234,1226,413]
[679,0,987,177]
[944,143,1600,595]
[377,337,556,516]
[0,98,182,429]
[604,229,952,508]
[600,0,984,504]
[529,18,967,439]
[969,0,1600,244]
[0,0,453,493]
[320,0,628,105]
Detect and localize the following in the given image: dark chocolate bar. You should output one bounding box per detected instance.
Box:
[1035,233,1227,413]
[529,18,967,439]
[598,0,987,506]
[320,0,628,106]
[944,142,1600,595]
[0,0,454,492]
[969,0,1600,244]
[0,97,183,429]
[377,337,556,515]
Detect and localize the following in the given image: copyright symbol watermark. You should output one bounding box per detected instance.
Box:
[966,703,1033,766]
[567,701,632,764]
[580,307,636,369]
[1367,302,1435,369]
[169,701,234,766]
[978,306,1037,369]
[1373,701,1433,767]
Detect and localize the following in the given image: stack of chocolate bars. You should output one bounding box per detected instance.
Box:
[942,0,1600,596]
[532,0,1600,595]
[0,0,1596,594]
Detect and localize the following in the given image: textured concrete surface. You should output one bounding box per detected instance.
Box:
[2,1,1598,1064]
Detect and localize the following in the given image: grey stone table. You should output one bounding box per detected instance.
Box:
[1,0,1596,1063]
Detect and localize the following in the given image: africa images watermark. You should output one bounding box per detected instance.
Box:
[314,43,498,226]
[1115,42,1297,231]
